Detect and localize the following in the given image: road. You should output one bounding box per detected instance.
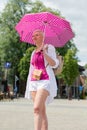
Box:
[0,98,87,130]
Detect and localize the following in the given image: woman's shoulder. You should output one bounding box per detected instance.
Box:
[47,44,55,51]
[47,44,55,48]
[47,44,55,49]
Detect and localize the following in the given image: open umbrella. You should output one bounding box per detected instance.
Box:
[15,12,74,47]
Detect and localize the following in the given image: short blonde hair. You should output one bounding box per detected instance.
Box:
[33,30,44,37]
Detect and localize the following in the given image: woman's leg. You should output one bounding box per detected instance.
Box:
[41,104,48,130]
[31,89,49,130]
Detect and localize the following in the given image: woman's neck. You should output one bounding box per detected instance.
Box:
[36,43,44,51]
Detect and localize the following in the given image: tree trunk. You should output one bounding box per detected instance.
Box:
[68,86,72,100]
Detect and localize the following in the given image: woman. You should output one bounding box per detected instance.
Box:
[25,30,59,130]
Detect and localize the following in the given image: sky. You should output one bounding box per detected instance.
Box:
[0,0,87,66]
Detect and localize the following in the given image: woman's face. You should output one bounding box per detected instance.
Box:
[32,31,43,46]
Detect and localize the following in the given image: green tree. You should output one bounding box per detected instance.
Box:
[18,46,35,80]
[30,0,61,15]
[62,48,79,99]
[62,48,79,85]
[0,0,32,82]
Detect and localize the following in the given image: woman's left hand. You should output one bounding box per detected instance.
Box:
[42,44,48,54]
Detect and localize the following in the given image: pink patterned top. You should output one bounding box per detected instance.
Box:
[31,50,49,81]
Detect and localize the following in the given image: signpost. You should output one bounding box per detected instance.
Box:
[4,62,11,69]
[4,62,11,80]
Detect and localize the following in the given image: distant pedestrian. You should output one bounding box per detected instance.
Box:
[1,79,8,93]
[14,85,18,98]
[78,84,83,99]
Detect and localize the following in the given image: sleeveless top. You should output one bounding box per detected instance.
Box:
[31,51,49,81]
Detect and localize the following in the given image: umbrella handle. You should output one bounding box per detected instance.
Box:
[43,23,47,43]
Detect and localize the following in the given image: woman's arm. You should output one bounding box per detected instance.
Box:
[42,44,59,68]
[43,51,56,66]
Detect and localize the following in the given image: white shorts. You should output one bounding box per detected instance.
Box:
[29,80,50,94]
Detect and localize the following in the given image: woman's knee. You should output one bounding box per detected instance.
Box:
[33,89,48,114]
[34,101,45,114]
[34,105,41,114]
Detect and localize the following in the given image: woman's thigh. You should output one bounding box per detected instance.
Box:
[34,89,49,108]
[31,91,37,102]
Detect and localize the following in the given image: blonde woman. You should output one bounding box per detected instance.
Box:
[25,30,59,130]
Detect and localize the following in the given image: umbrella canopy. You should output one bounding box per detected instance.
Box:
[15,12,74,47]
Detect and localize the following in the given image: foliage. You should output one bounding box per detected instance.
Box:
[62,48,79,86]
[0,0,32,78]
[30,0,61,15]
[18,46,35,80]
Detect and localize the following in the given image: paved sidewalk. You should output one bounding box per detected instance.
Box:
[0,98,87,130]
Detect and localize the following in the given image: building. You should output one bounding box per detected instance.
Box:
[57,65,85,99]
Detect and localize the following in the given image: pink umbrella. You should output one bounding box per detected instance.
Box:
[15,12,74,47]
